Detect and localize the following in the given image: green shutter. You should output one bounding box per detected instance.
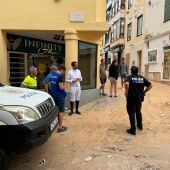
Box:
[164,0,170,22]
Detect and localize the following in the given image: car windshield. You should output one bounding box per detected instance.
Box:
[0,83,4,87]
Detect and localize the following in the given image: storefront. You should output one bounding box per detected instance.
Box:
[6,33,99,91]
[7,33,65,89]
[113,46,124,64]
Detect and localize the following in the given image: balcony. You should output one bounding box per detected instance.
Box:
[110,38,125,49]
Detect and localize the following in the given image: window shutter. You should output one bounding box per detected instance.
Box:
[164,0,170,22]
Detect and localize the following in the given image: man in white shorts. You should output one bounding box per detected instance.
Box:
[66,61,82,116]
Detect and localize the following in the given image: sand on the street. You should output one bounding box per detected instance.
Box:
[9,81,170,170]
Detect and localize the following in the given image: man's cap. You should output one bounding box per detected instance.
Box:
[50,65,58,71]
[130,66,138,71]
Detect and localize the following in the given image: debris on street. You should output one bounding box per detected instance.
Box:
[84,156,93,162]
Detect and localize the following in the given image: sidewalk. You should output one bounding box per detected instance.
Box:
[9,81,170,170]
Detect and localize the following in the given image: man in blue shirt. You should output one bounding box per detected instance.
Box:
[44,66,58,93]
[46,65,67,133]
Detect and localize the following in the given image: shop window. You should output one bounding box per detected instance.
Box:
[164,0,170,22]
[27,54,64,89]
[127,23,132,41]
[163,52,170,79]
[78,41,97,90]
[137,15,143,36]
[128,0,133,9]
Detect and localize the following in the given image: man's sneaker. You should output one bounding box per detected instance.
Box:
[102,93,107,96]
[57,126,67,133]
[69,111,73,116]
[76,111,81,115]
[126,129,136,135]
[137,126,143,130]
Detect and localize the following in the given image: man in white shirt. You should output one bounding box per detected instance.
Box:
[66,61,82,116]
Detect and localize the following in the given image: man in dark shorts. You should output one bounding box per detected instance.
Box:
[125,66,152,135]
[119,58,128,88]
[46,65,67,133]
[100,59,107,96]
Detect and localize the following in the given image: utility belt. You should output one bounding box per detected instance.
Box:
[127,93,144,102]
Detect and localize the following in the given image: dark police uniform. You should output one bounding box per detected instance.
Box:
[125,74,151,133]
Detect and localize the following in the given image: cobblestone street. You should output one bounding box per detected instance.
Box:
[8,81,170,170]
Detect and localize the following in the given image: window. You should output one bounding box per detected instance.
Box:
[127,23,132,41]
[164,0,170,22]
[115,1,118,14]
[120,18,125,37]
[116,20,120,39]
[111,18,125,42]
[148,50,158,63]
[112,0,125,17]
[78,41,97,89]
[112,5,115,17]
[137,15,143,36]
[128,0,133,9]
[121,0,125,9]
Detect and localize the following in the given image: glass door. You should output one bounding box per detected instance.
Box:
[163,52,170,80]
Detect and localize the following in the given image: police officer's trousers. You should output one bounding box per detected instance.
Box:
[126,98,142,132]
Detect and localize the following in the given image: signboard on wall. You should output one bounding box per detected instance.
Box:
[7,34,65,57]
[69,13,84,22]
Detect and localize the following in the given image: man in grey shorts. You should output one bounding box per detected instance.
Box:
[119,58,128,88]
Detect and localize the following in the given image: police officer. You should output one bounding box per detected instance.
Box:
[125,66,152,135]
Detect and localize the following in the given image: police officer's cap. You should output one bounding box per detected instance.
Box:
[130,66,138,74]
[131,66,138,71]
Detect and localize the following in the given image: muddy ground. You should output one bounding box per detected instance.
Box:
[9,81,170,170]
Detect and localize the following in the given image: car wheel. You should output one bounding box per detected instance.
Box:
[0,148,8,170]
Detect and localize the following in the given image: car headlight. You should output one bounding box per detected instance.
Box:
[3,106,40,124]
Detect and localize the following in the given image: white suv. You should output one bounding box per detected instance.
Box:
[0,83,58,170]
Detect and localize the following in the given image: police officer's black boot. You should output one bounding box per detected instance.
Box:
[76,101,81,115]
[69,102,74,116]
[127,116,136,135]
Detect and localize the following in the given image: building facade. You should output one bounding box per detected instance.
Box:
[144,0,170,82]
[0,0,107,104]
[124,0,146,74]
[110,0,125,64]
[102,0,145,72]
[101,0,112,68]
[102,0,126,68]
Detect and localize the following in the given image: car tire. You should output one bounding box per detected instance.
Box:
[0,148,8,170]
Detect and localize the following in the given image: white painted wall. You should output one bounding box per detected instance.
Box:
[144,0,170,80]
[144,35,169,73]
[146,0,170,36]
